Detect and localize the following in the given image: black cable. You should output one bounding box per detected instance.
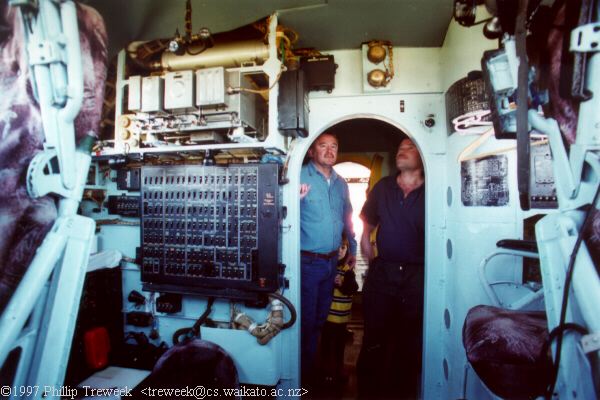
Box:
[185,43,206,56]
[268,292,297,330]
[172,297,215,345]
[191,297,215,334]
[516,0,531,211]
[471,17,493,26]
[545,183,600,399]
[541,323,589,362]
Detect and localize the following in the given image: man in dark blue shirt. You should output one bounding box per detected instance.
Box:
[357,138,425,399]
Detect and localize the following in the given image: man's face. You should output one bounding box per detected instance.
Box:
[395,138,423,171]
[309,134,338,168]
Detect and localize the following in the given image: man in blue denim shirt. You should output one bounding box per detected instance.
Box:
[300,132,357,383]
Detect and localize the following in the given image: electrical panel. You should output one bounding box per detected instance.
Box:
[116,168,141,191]
[461,155,510,207]
[140,163,281,299]
[117,68,268,151]
[529,142,557,209]
[107,195,140,217]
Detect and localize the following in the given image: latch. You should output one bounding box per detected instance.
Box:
[581,331,600,354]
[570,23,600,53]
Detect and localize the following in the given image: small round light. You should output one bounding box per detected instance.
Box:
[367,45,386,64]
[367,69,387,87]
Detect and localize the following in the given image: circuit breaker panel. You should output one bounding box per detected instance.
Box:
[140,163,280,298]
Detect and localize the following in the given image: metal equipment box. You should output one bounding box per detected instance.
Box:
[200,69,267,138]
[300,55,336,92]
[196,67,226,107]
[141,76,164,113]
[164,70,195,110]
[127,75,142,111]
[278,69,309,138]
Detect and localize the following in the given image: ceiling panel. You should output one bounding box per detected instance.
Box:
[84,0,453,57]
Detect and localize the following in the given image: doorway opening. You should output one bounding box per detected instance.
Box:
[333,162,370,290]
[304,116,424,399]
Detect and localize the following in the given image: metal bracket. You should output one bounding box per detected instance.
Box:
[27,39,63,66]
[570,23,600,53]
[581,331,600,354]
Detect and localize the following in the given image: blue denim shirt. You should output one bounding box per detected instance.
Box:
[300,161,357,255]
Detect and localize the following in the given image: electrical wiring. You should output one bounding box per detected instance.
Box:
[172,297,216,344]
[232,291,296,345]
[453,110,493,135]
[268,291,296,330]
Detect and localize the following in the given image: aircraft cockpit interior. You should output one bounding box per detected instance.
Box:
[0,0,599,399]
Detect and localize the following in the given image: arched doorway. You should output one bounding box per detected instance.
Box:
[282,94,448,396]
[291,116,429,397]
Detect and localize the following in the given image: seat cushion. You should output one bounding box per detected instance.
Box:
[463,305,552,399]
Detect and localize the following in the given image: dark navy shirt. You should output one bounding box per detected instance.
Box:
[360,175,425,264]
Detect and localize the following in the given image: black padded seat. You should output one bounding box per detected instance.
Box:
[463,305,552,399]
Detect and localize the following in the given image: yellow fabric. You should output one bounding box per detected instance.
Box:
[368,153,384,191]
[336,154,373,169]
[327,264,354,324]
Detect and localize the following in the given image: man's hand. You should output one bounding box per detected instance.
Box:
[361,222,376,263]
[334,274,343,287]
[346,254,356,269]
[300,184,311,199]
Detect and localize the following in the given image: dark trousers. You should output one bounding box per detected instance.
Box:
[357,258,424,400]
[320,321,348,380]
[301,254,337,383]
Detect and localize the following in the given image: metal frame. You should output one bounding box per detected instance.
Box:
[478,248,542,310]
[527,3,600,398]
[0,1,95,397]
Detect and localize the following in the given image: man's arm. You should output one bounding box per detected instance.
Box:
[361,221,376,262]
[342,184,357,268]
[359,179,380,263]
